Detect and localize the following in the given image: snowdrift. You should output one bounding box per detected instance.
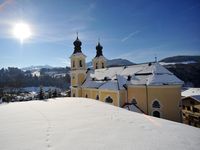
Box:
[0,98,199,150]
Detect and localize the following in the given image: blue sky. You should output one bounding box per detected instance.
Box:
[0,0,200,68]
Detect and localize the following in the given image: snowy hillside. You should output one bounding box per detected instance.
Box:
[0,98,199,150]
[21,65,53,71]
[160,61,197,66]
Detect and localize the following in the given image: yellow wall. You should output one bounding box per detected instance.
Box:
[127,85,182,122]
[71,56,86,70]
[71,73,76,86]
[71,88,76,97]
[82,88,120,106]
[147,85,181,122]
[90,90,99,100]
[82,88,92,98]
[119,90,127,107]
[99,90,119,106]
[77,88,82,97]
[78,73,85,85]
[128,86,148,113]
[92,58,106,69]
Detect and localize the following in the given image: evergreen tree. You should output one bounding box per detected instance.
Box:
[52,89,57,98]
[48,89,52,98]
[39,86,44,100]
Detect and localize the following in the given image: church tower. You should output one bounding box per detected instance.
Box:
[92,41,107,69]
[70,35,87,97]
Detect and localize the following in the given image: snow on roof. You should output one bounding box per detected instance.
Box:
[190,95,200,102]
[120,65,146,76]
[99,80,120,90]
[82,76,105,88]
[116,75,127,90]
[0,98,199,150]
[123,104,143,113]
[127,75,148,85]
[152,63,173,74]
[147,74,184,85]
[83,63,183,90]
[182,88,200,102]
[182,88,200,97]
[91,67,124,80]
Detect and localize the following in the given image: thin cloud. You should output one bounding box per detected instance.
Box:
[0,0,14,12]
[121,30,140,42]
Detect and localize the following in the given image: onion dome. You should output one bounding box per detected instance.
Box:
[95,42,103,57]
[73,36,82,54]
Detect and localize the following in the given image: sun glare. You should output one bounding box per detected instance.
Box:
[13,22,32,43]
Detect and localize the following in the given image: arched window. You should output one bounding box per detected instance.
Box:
[79,60,82,67]
[85,94,88,98]
[73,61,75,68]
[131,98,137,104]
[152,100,160,108]
[96,63,98,69]
[153,111,160,118]
[105,96,113,103]
[96,95,99,100]
[102,63,104,68]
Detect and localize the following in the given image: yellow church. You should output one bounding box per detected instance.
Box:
[70,36,184,122]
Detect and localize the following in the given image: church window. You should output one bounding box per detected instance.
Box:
[102,63,104,68]
[105,96,113,103]
[193,107,199,113]
[73,61,75,68]
[131,98,137,104]
[96,95,99,100]
[96,63,98,69]
[79,60,82,67]
[153,111,160,118]
[152,100,160,108]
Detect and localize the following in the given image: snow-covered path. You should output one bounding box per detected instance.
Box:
[0,98,200,150]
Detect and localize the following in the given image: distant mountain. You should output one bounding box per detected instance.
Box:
[160,55,200,63]
[87,58,135,68]
[21,65,53,71]
[21,65,70,78]
[159,55,200,87]
[163,63,200,87]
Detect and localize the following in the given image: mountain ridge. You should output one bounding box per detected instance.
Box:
[160,55,200,63]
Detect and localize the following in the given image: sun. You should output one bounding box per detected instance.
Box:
[13,22,32,43]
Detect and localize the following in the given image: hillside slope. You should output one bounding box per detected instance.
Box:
[0,98,199,150]
[163,63,200,87]
[160,55,200,63]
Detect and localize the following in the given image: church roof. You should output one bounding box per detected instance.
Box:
[72,36,82,54]
[82,63,183,91]
[95,42,104,57]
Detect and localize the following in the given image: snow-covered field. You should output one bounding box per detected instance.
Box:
[0,98,199,150]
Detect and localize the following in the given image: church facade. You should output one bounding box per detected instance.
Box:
[70,36,183,122]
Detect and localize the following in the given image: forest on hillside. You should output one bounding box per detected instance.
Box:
[0,67,70,90]
[164,63,200,87]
